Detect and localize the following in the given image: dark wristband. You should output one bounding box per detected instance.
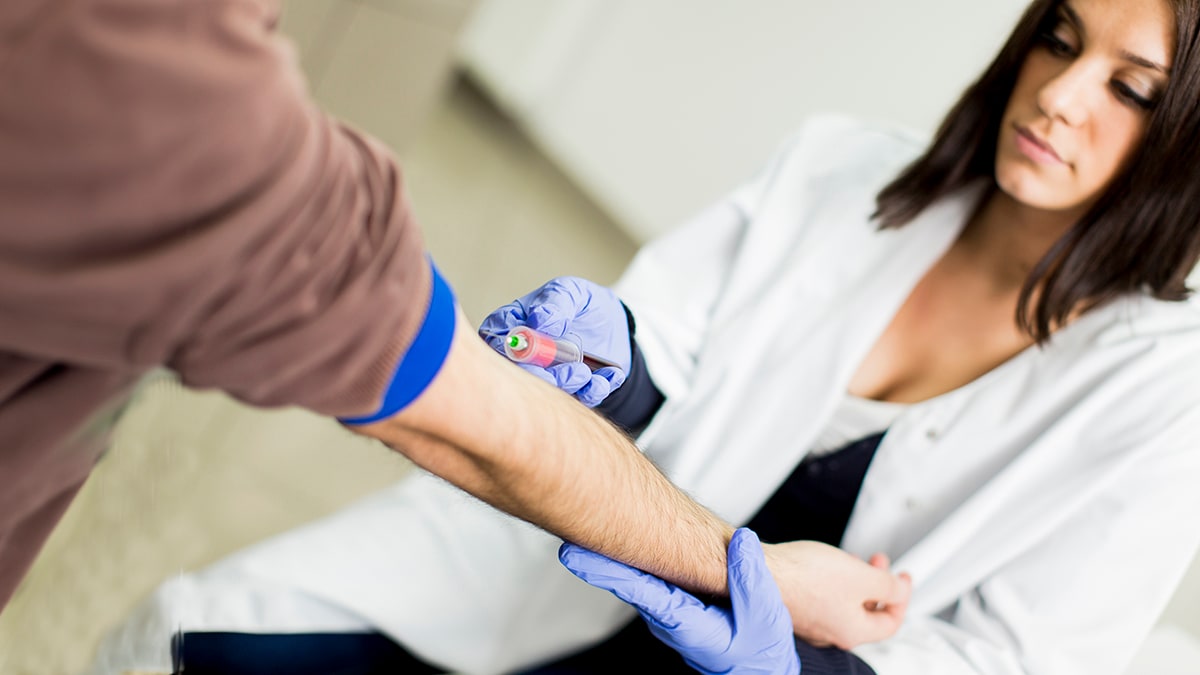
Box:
[594,302,665,435]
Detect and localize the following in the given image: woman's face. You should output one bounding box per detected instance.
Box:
[995,0,1174,215]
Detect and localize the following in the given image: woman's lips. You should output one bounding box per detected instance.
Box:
[1014,125,1064,165]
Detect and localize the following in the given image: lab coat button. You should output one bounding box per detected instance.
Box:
[925,427,939,440]
[905,498,920,511]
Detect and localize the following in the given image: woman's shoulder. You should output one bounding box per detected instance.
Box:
[1096,292,1200,340]
[1057,295,1200,457]
[762,113,930,194]
[1053,292,1200,384]
[785,113,928,165]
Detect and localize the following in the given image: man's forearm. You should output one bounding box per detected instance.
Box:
[352,309,734,597]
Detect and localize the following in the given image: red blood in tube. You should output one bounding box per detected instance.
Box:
[508,327,560,367]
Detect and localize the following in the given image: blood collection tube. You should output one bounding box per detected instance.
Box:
[501,326,620,372]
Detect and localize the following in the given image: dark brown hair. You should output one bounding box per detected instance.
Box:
[874,0,1200,342]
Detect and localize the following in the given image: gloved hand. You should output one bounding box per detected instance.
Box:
[558,528,800,675]
[478,276,631,407]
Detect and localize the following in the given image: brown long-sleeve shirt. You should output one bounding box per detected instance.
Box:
[0,0,443,609]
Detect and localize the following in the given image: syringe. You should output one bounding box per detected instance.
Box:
[498,326,621,372]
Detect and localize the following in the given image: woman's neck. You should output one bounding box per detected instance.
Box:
[956,187,1083,293]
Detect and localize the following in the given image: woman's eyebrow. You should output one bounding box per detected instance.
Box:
[1062,1,1170,75]
[1121,50,1169,74]
[1061,3,1084,37]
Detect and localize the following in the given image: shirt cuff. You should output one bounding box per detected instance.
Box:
[338,260,457,425]
[594,303,665,434]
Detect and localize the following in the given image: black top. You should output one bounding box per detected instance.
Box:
[578,332,884,675]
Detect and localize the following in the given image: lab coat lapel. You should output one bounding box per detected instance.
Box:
[847,296,1149,616]
[677,183,980,524]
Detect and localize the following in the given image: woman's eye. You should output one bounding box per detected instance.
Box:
[1039,31,1077,57]
[1112,81,1157,111]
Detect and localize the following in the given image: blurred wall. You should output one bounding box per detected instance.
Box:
[457,0,1030,243]
[281,0,478,153]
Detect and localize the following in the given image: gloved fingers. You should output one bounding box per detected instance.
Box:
[558,543,708,627]
[562,543,765,673]
[481,332,507,354]
[573,374,613,408]
[481,276,594,341]
[515,277,632,373]
[557,365,627,407]
[523,279,591,336]
[545,363,593,395]
[639,608,730,658]
[592,365,626,390]
[512,363,557,388]
[478,303,527,350]
[727,528,791,633]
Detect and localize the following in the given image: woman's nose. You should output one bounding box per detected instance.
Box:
[1035,61,1094,127]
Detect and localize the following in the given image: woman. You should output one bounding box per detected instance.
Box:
[471,0,1200,671]
[89,0,1200,672]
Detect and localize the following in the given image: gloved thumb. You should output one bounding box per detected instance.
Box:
[727,529,791,633]
[525,278,590,336]
[478,303,526,350]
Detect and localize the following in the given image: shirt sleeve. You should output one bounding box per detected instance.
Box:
[0,0,451,419]
[593,304,665,435]
[593,334,664,435]
[795,640,878,675]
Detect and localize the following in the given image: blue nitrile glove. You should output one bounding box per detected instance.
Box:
[558,528,800,675]
[478,276,631,407]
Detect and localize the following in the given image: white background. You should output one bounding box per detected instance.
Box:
[457,0,1029,243]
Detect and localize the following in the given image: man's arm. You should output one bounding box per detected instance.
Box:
[6,0,902,638]
[351,306,735,597]
[7,0,729,601]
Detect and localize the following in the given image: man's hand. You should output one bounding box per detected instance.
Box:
[761,540,912,649]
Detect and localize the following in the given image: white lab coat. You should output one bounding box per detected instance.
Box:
[89,115,1200,675]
